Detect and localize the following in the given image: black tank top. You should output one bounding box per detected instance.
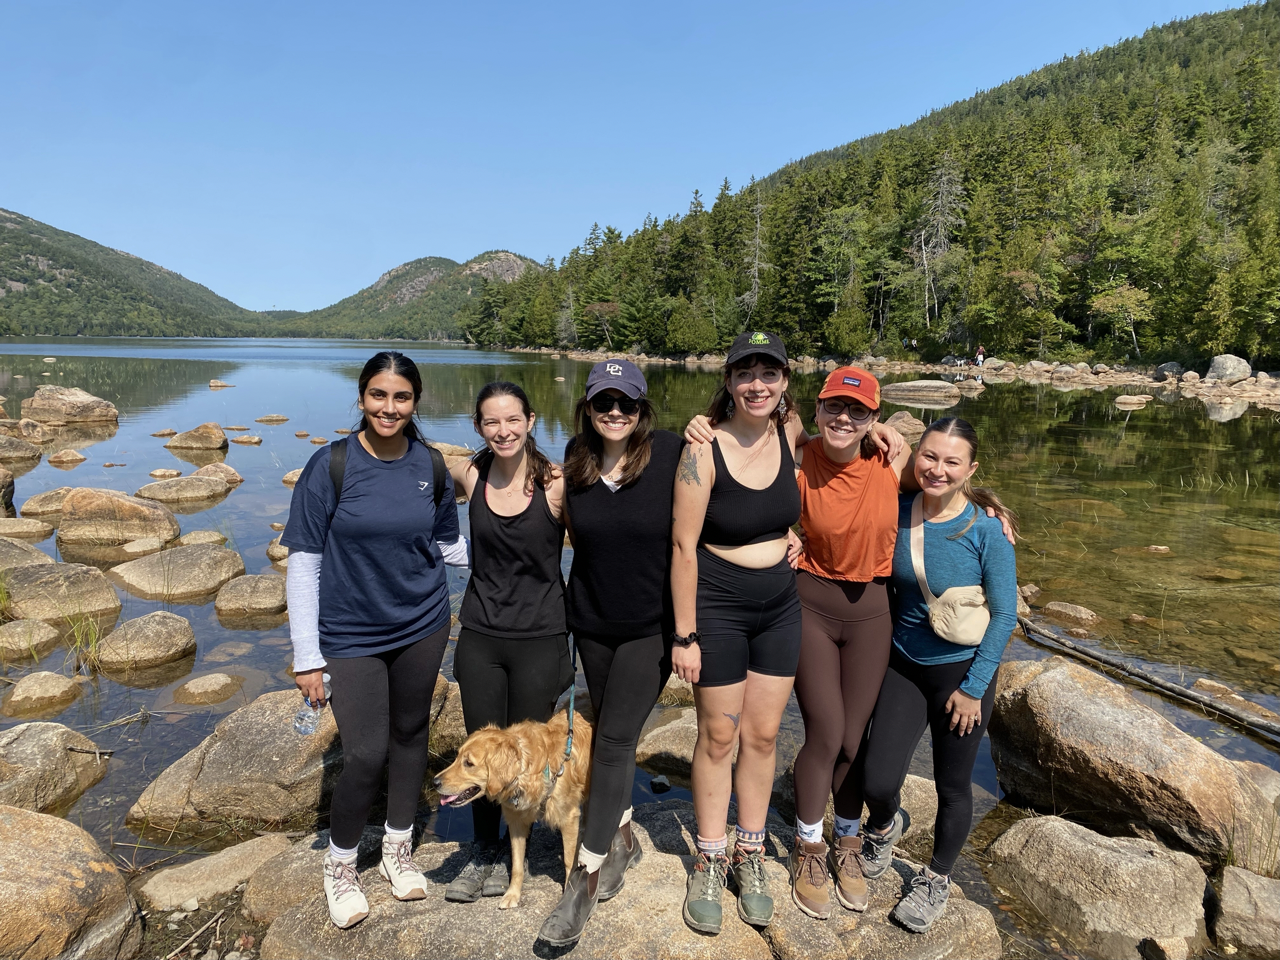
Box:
[459,460,567,638]
[700,429,801,547]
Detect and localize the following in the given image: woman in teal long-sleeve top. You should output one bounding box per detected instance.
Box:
[855,417,1018,935]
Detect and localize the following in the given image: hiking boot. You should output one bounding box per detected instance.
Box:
[378,834,427,900]
[597,823,643,901]
[445,840,500,902]
[828,835,869,911]
[730,846,774,928]
[538,864,599,946]
[857,810,903,879]
[323,856,369,929]
[482,848,517,897]
[892,869,950,933]
[788,838,833,920]
[683,852,729,934]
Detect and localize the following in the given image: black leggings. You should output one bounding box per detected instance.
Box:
[862,649,996,876]
[454,628,573,841]
[791,572,893,825]
[577,631,672,856]
[325,623,451,850]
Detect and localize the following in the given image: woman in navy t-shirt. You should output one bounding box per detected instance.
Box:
[283,351,467,930]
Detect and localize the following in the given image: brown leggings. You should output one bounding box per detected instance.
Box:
[791,571,893,824]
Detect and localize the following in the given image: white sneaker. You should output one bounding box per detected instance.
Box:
[324,855,369,928]
[379,834,428,900]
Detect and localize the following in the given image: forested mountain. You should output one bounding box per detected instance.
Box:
[465,1,1280,365]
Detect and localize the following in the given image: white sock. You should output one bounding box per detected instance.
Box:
[384,822,412,842]
[619,806,633,827]
[578,846,608,873]
[328,841,358,863]
[834,815,860,838]
[795,817,824,844]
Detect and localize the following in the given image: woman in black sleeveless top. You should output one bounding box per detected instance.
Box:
[443,381,572,903]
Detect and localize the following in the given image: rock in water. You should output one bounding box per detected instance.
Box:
[193,461,244,484]
[127,690,342,836]
[0,722,109,814]
[3,562,122,625]
[55,487,180,545]
[0,805,141,959]
[988,816,1206,960]
[140,833,293,910]
[282,468,302,487]
[19,486,73,517]
[1041,600,1099,625]
[0,464,12,515]
[883,410,926,444]
[1153,361,1184,382]
[96,611,196,672]
[989,658,1280,872]
[0,619,60,660]
[255,414,289,424]
[176,529,228,546]
[880,380,962,408]
[215,575,287,616]
[1205,354,1252,384]
[148,468,181,479]
[1215,867,1280,960]
[230,435,263,445]
[163,422,229,450]
[0,436,42,462]
[2,672,82,716]
[20,385,120,422]
[133,476,230,502]
[0,536,56,577]
[173,673,245,705]
[108,544,245,601]
[0,517,53,538]
[266,535,289,562]
[46,449,87,467]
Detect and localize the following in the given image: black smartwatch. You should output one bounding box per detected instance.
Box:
[672,630,701,648]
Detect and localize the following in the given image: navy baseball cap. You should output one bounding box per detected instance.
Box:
[585,358,648,400]
[726,330,788,367]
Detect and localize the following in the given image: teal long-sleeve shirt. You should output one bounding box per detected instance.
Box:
[889,493,1018,699]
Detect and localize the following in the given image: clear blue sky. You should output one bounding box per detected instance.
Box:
[1,0,1241,312]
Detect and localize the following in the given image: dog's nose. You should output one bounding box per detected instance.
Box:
[432,775,442,790]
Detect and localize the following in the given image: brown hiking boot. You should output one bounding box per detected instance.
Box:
[828,835,869,911]
[788,838,833,920]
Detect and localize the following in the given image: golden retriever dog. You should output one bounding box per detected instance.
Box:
[434,709,592,909]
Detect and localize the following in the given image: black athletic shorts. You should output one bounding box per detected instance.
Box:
[694,546,802,686]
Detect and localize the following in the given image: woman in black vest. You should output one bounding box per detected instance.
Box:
[537,359,684,947]
[443,381,572,902]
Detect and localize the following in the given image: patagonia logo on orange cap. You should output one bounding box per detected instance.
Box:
[842,376,861,386]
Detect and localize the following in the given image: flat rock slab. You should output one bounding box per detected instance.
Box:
[174,672,245,705]
[149,468,182,479]
[244,827,385,923]
[0,535,56,576]
[231,435,263,445]
[109,544,245,601]
[216,574,287,616]
[3,562,122,624]
[880,380,962,408]
[2,671,82,716]
[204,641,254,663]
[0,722,108,814]
[55,486,180,545]
[119,537,163,558]
[177,529,228,546]
[1041,601,1099,625]
[0,435,42,461]
[255,415,289,424]
[97,611,196,671]
[636,707,704,775]
[1216,866,1280,960]
[0,619,60,660]
[19,485,73,517]
[164,422,229,450]
[0,517,53,538]
[0,804,140,959]
[140,833,293,910]
[20,385,119,422]
[134,476,230,502]
[194,461,244,484]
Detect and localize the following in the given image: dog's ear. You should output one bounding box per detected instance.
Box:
[484,737,523,801]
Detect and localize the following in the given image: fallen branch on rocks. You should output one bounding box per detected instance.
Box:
[1018,617,1280,745]
[163,908,224,960]
[66,745,114,759]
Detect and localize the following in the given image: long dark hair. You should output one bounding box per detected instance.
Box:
[470,381,556,493]
[353,351,426,442]
[706,353,795,430]
[564,395,656,489]
[919,416,1019,539]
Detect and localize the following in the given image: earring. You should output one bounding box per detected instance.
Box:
[777,397,787,418]
[726,398,736,419]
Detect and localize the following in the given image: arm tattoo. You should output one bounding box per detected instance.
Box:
[677,446,701,486]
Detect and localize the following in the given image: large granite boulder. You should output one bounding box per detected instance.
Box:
[127,689,343,836]
[0,722,109,814]
[20,385,120,423]
[0,805,140,959]
[0,619,60,660]
[0,535,55,576]
[139,833,293,910]
[1215,867,1280,960]
[133,476,230,502]
[2,562,122,625]
[108,544,245,601]
[163,422,228,450]
[635,707,703,776]
[0,435,42,462]
[96,611,196,672]
[989,658,1280,872]
[55,487,180,545]
[880,380,961,408]
[1205,354,1251,384]
[883,410,926,444]
[988,816,1206,960]
[1153,361,1184,382]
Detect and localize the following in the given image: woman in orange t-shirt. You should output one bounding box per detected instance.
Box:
[786,367,912,920]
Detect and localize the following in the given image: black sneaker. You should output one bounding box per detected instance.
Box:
[445,841,500,903]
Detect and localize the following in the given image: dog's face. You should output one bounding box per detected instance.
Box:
[434,726,522,808]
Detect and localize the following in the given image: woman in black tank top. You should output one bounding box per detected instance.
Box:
[669,331,805,935]
[443,381,572,903]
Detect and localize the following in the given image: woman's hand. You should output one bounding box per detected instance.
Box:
[295,668,328,707]
[672,642,701,685]
[870,422,905,460]
[683,415,716,446]
[984,506,1017,546]
[944,689,982,736]
[786,529,805,569]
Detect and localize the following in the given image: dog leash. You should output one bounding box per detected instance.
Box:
[544,636,578,787]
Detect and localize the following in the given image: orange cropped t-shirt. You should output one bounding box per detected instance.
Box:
[796,442,900,582]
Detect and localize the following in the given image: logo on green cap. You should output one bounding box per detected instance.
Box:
[749,332,770,345]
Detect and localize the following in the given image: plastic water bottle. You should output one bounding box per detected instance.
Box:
[292,674,331,736]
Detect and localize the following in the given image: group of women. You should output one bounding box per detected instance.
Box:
[284,337,1018,944]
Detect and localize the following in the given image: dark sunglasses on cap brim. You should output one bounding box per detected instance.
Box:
[590,394,641,415]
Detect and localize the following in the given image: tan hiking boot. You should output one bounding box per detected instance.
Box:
[788,838,833,920]
[828,835,869,911]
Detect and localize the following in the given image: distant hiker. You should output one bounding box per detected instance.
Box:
[975,345,986,366]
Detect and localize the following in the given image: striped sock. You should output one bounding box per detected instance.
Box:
[696,834,728,858]
[735,825,766,854]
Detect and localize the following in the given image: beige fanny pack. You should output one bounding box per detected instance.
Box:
[909,494,989,647]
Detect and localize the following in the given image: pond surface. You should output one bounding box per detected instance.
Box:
[0,337,1276,955]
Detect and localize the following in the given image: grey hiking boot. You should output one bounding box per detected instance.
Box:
[445,841,500,903]
[482,849,519,897]
[892,869,951,933]
[683,852,729,934]
[597,823,643,901]
[730,847,774,928]
[857,810,903,879]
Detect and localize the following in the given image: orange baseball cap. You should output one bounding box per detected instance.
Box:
[817,366,881,410]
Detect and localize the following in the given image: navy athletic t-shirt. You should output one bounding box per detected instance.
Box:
[281,436,459,658]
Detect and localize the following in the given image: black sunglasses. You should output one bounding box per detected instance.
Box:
[590,394,641,415]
